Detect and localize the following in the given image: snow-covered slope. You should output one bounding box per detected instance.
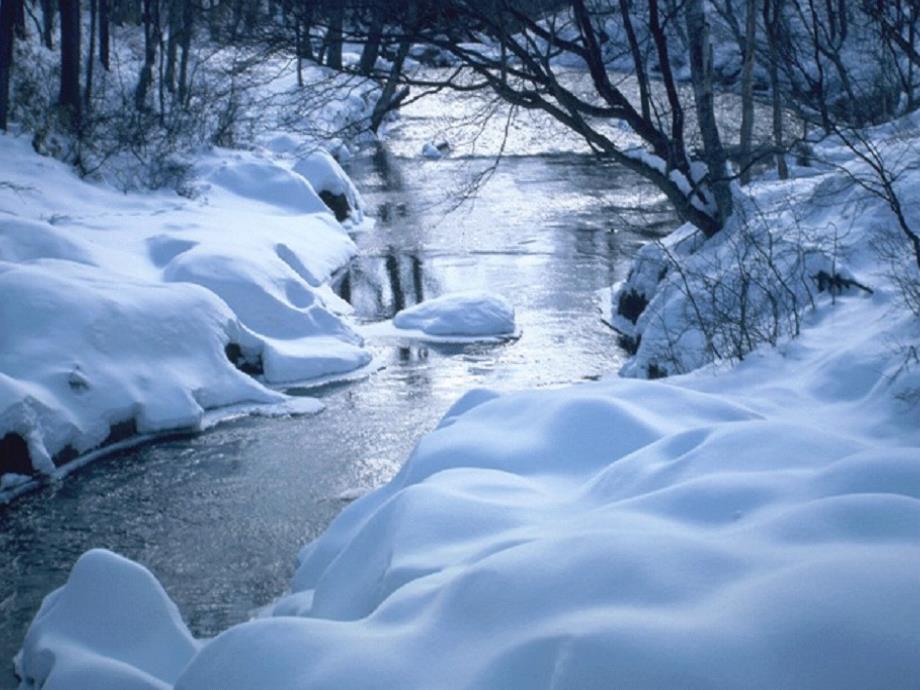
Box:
[0,132,371,493]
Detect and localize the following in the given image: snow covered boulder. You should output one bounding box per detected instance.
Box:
[292,150,364,223]
[395,292,515,336]
[421,141,449,159]
[16,549,200,690]
[362,292,518,344]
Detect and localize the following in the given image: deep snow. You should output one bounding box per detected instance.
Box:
[0,131,372,495]
[8,49,920,690]
[16,285,920,688]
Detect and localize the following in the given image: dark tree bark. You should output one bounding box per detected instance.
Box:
[0,0,15,130]
[326,2,343,69]
[84,0,96,107]
[134,0,159,110]
[164,0,179,93]
[99,0,110,70]
[359,11,383,76]
[40,0,54,48]
[739,0,757,185]
[13,0,23,38]
[58,0,82,132]
[370,38,410,132]
[177,0,193,104]
[685,0,733,227]
[763,0,788,178]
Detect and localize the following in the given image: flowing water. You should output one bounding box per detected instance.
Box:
[0,88,675,687]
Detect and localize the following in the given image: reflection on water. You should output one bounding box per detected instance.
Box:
[0,120,675,687]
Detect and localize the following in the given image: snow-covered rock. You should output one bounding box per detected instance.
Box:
[421,142,444,159]
[361,291,518,344]
[292,150,364,223]
[16,549,200,690]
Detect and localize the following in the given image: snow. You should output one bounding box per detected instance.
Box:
[18,307,920,687]
[361,291,519,343]
[0,132,370,491]
[291,150,364,223]
[421,142,444,159]
[16,549,200,690]
[8,31,920,690]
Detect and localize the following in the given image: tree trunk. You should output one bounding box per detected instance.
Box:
[177,0,192,104]
[99,0,110,69]
[40,0,54,48]
[359,13,383,75]
[0,0,15,130]
[739,0,757,185]
[84,0,96,108]
[763,0,788,179]
[164,0,178,93]
[685,0,732,229]
[326,3,343,70]
[58,0,81,132]
[370,38,410,132]
[134,0,158,111]
[13,0,22,38]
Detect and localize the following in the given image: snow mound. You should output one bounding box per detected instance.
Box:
[292,150,364,223]
[16,549,199,690]
[0,133,370,490]
[205,157,328,216]
[0,261,278,474]
[362,291,518,343]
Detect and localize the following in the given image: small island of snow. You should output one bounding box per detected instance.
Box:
[362,291,518,344]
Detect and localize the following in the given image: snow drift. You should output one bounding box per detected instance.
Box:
[16,285,920,688]
[0,132,369,492]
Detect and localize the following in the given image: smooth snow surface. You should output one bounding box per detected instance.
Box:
[18,284,920,688]
[16,549,199,690]
[362,291,518,343]
[0,133,370,488]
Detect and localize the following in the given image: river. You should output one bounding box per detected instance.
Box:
[0,87,674,687]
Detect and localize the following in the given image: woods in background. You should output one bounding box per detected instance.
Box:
[0,0,918,248]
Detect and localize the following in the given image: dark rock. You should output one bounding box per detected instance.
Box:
[0,433,32,476]
[319,190,351,222]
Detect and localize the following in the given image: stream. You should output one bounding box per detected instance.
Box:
[0,89,674,687]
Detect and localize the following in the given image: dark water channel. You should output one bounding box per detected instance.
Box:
[0,109,673,687]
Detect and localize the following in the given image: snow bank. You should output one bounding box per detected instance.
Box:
[0,132,369,492]
[361,291,518,343]
[16,549,199,690]
[23,318,920,688]
[612,124,918,378]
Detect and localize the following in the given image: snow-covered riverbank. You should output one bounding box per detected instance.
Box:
[0,131,373,499]
[12,115,920,687]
